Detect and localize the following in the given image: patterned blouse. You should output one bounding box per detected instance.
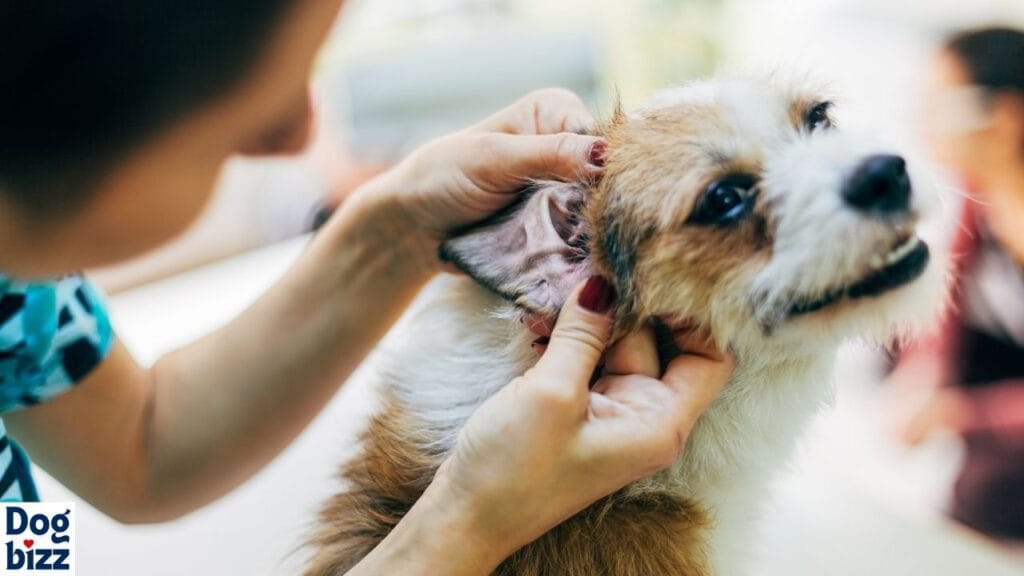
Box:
[0,274,114,501]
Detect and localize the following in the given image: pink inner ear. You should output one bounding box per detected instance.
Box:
[440,182,593,316]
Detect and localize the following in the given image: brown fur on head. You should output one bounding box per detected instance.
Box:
[442,78,942,350]
[587,102,771,331]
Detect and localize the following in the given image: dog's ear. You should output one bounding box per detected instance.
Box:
[439,182,593,315]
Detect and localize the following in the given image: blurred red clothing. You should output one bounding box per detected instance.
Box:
[901,197,1024,538]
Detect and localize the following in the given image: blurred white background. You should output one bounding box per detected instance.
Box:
[55,0,1024,574]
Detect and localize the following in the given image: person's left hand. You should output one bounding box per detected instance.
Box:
[376,89,606,239]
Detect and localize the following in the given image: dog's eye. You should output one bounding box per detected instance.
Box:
[805,101,833,132]
[689,174,758,225]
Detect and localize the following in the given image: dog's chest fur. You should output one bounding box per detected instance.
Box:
[305,276,835,576]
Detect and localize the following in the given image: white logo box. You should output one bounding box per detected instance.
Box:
[0,503,75,575]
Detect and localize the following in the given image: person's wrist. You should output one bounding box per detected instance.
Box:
[375,150,457,238]
[390,477,513,575]
[320,168,443,281]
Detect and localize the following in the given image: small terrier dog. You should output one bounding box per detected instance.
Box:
[304,79,945,575]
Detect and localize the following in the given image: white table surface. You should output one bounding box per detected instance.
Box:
[33,236,1024,575]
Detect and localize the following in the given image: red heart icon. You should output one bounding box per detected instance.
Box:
[22,540,33,549]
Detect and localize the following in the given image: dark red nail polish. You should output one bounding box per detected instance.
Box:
[589,140,608,167]
[578,276,615,314]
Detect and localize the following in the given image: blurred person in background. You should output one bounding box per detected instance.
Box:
[893,26,1024,545]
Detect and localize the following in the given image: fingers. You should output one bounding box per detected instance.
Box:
[534,276,616,392]
[603,327,659,379]
[660,329,734,426]
[672,326,730,363]
[471,88,595,135]
[582,327,731,475]
[468,133,605,190]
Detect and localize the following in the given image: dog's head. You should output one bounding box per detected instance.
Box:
[441,79,944,351]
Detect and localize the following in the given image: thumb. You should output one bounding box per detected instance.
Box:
[534,276,617,387]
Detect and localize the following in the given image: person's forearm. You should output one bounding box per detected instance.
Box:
[143,173,438,513]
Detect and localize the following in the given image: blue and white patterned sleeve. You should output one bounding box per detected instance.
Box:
[0,274,115,412]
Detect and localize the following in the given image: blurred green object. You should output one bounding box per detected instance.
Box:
[638,0,721,87]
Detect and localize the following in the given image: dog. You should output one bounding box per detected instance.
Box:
[303,78,946,576]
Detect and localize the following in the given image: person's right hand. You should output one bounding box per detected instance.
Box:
[424,275,733,568]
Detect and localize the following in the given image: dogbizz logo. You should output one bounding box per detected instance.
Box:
[0,503,74,575]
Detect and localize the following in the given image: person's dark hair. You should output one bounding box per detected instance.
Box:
[0,1,295,216]
[946,27,1024,94]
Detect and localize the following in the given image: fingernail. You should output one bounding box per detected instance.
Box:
[588,140,608,167]
[578,276,615,314]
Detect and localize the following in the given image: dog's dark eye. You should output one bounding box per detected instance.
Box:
[689,174,758,225]
[805,101,833,132]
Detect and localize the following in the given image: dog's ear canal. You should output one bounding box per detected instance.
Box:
[439,182,595,315]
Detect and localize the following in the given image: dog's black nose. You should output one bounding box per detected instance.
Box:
[842,155,911,214]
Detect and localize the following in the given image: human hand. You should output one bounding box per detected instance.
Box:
[376,89,605,239]
[883,356,968,445]
[896,385,972,445]
[422,276,733,567]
